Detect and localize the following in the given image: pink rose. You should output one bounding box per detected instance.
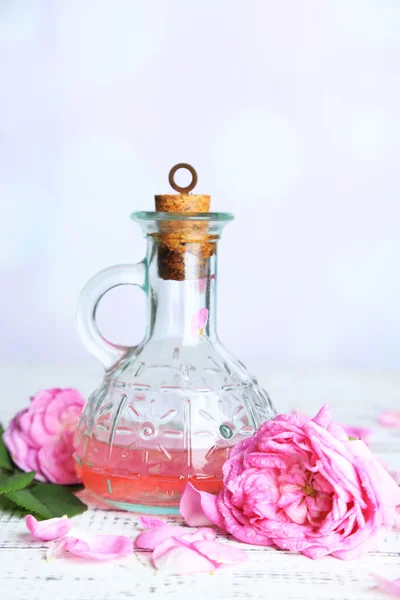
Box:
[3,388,84,484]
[181,405,400,559]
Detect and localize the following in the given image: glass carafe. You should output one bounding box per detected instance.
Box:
[74,210,275,514]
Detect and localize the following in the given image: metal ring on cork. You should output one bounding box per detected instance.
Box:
[168,163,198,194]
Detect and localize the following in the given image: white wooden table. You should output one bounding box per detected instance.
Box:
[1,366,399,600]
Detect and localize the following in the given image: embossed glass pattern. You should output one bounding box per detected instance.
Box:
[74,212,276,513]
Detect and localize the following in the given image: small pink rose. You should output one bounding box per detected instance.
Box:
[3,388,85,484]
[180,405,400,560]
[25,515,75,541]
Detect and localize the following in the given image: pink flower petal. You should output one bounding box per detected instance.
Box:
[342,425,373,445]
[151,533,247,574]
[135,519,216,550]
[192,540,247,566]
[48,532,133,561]
[183,529,216,542]
[135,525,191,550]
[25,515,75,541]
[43,390,84,434]
[192,278,207,294]
[312,405,331,428]
[191,308,208,335]
[139,516,166,528]
[152,537,217,574]
[180,482,224,528]
[379,411,400,428]
[38,436,80,485]
[390,471,400,485]
[372,574,400,597]
[30,389,60,412]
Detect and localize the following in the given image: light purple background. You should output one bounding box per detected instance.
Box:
[1,1,400,369]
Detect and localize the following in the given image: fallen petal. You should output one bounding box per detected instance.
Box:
[48,530,132,561]
[152,537,217,574]
[135,521,215,550]
[25,514,75,541]
[342,425,373,444]
[181,529,217,543]
[139,516,166,529]
[151,534,247,574]
[193,540,247,567]
[379,411,400,428]
[372,574,400,597]
[135,524,192,550]
[180,482,224,528]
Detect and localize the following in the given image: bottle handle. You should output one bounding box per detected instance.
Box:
[75,262,146,370]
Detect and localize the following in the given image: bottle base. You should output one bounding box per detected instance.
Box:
[92,494,181,515]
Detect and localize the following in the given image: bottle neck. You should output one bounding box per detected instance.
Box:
[145,238,217,344]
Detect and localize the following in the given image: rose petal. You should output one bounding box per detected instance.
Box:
[180,482,224,528]
[342,425,373,444]
[312,405,331,428]
[135,525,192,550]
[390,471,400,486]
[350,440,400,527]
[379,411,400,428]
[191,308,208,335]
[372,574,400,597]
[135,520,216,550]
[139,516,166,529]
[180,528,217,543]
[48,530,132,561]
[43,390,84,434]
[38,436,80,485]
[192,540,247,566]
[151,533,247,574]
[3,417,43,477]
[152,537,217,574]
[25,515,75,541]
[29,389,60,412]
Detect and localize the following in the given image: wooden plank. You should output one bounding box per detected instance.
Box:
[0,545,399,600]
[0,367,399,599]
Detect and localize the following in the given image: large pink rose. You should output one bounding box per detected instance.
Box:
[3,388,84,484]
[180,405,400,559]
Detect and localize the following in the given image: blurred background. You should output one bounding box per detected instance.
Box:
[1,0,400,371]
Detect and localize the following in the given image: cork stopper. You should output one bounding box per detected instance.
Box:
[155,163,210,212]
[153,163,215,281]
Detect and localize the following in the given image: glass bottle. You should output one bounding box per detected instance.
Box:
[74,167,275,513]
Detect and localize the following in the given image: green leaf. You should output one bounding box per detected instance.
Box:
[0,471,36,494]
[6,488,54,519]
[0,423,14,471]
[0,493,20,514]
[29,482,87,518]
[348,436,357,441]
